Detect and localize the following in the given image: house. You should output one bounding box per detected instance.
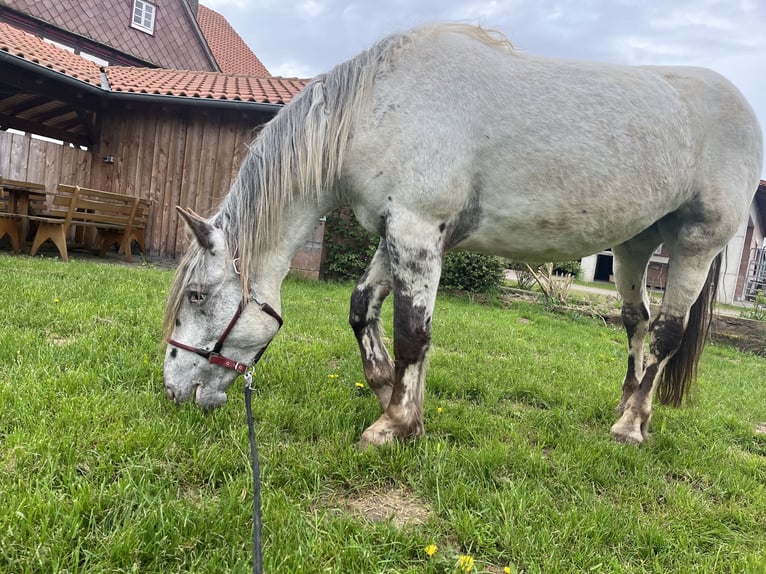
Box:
[580,180,766,304]
[0,1,327,274]
[0,0,219,70]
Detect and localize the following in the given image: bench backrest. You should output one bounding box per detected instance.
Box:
[133,198,151,230]
[0,188,10,214]
[52,185,141,231]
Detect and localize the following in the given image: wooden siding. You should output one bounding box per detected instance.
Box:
[0,103,268,259]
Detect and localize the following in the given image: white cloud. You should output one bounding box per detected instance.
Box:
[201,0,249,9]
[297,0,325,19]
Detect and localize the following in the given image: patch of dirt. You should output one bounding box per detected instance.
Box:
[338,486,432,527]
[755,423,766,435]
[710,315,766,356]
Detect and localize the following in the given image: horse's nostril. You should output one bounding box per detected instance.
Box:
[164,385,176,400]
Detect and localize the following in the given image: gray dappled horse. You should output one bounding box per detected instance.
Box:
[162,24,763,447]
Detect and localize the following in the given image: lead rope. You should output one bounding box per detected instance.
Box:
[244,370,263,574]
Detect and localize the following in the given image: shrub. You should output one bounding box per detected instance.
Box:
[552,260,582,278]
[440,251,506,294]
[321,208,378,282]
[322,208,506,294]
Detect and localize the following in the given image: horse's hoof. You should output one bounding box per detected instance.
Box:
[358,425,396,449]
[610,422,644,446]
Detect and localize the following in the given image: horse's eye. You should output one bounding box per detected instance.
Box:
[189,290,206,305]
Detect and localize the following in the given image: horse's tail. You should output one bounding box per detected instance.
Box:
[656,252,721,407]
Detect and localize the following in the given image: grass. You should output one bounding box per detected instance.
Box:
[1,252,765,573]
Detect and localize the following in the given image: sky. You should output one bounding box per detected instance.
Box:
[202,0,765,177]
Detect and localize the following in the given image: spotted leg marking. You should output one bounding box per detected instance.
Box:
[349,240,395,410]
[611,233,659,416]
[610,249,719,445]
[610,313,684,444]
[359,214,442,447]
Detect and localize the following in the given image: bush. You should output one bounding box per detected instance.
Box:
[440,251,506,294]
[322,208,506,294]
[552,260,582,278]
[321,208,378,282]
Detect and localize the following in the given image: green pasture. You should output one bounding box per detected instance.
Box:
[0,253,764,573]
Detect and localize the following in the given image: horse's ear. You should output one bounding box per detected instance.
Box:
[176,206,214,251]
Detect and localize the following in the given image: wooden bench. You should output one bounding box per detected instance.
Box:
[0,177,48,252]
[28,184,150,262]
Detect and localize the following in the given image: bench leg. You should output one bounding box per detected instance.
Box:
[132,230,146,256]
[98,231,120,257]
[30,222,69,262]
[0,218,22,252]
[98,231,134,262]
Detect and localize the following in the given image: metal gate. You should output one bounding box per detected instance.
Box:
[745,247,766,301]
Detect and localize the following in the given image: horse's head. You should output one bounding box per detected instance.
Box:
[163,207,282,409]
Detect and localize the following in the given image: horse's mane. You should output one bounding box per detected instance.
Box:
[163,23,514,330]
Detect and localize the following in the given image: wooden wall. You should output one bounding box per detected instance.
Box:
[0,130,93,192]
[1,102,268,259]
[90,103,267,258]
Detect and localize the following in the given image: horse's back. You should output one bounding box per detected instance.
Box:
[640,64,762,195]
[345,25,762,260]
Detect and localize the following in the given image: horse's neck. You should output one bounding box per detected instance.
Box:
[253,198,331,297]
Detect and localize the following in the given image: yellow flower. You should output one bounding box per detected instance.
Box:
[54,298,60,304]
[437,406,443,414]
[458,555,475,572]
[355,382,365,389]
[424,544,437,558]
[328,374,339,379]
[504,567,512,574]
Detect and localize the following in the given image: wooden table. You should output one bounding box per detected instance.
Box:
[0,177,48,245]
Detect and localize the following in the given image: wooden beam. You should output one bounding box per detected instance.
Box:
[0,112,91,147]
[5,95,52,116]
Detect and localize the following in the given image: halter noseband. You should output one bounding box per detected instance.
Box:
[167,299,283,374]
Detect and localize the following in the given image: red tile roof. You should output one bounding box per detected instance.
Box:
[0,20,101,85]
[0,20,307,105]
[106,67,306,104]
[196,4,270,77]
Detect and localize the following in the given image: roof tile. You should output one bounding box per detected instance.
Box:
[105,67,306,104]
[196,4,270,77]
[0,21,101,84]
[0,20,307,104]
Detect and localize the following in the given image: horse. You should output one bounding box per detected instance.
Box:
[162,23,763,447]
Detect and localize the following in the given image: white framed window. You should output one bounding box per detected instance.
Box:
[131,0,156,34]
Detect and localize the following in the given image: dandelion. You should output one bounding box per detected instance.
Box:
[437,406,443,414]
[328,374,339,379]
[355,382,365,389]
[458,555,475,572]
[424,544,437,558]
[504,567,513,574]
[54,298,60,304]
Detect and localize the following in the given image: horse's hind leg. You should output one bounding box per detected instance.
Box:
[359,214,443,447]
[610,246,721,445]
[611,230,661,415]
[350,239,395,410]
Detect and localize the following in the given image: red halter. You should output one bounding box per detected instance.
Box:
[167,300,283,374]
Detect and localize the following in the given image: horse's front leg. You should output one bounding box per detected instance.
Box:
[360,217,442,447]
[350,240,395,410]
